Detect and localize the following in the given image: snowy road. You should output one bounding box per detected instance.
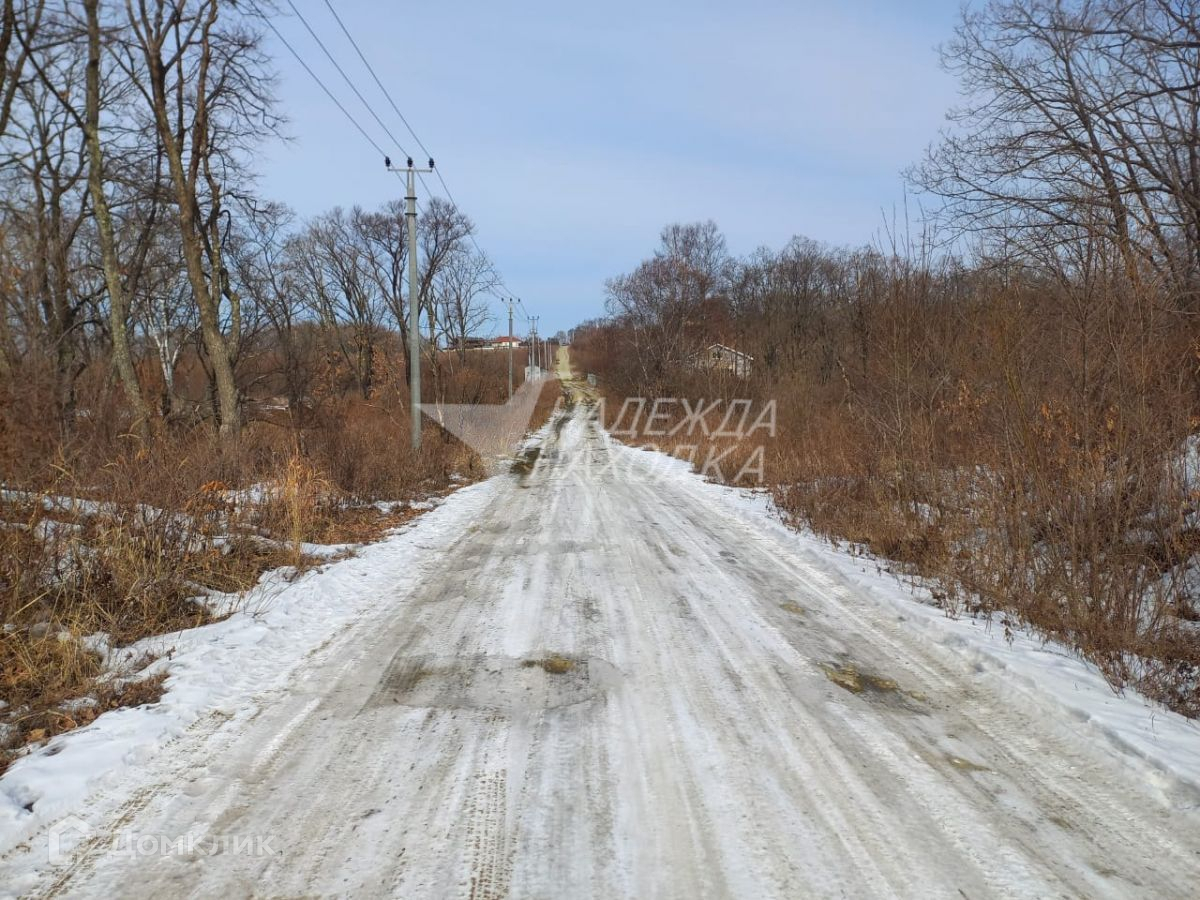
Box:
[9,374,1200,898]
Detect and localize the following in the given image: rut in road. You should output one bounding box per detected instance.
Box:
[16,377,1200,899]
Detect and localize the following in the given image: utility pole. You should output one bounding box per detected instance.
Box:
[532,316,540,375]
[506,297,514,399]
[392,156,434,450]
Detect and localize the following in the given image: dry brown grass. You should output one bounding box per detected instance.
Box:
[576,251,1200,716]
[1,650,165,776]
[530,377,566,434]
[0,346,538,763]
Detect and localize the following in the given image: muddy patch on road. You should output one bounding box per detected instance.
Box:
[521,654,575,674]
[510,447,541,478]
[946,754,990,773]
[373,653,621,714]
[553,411,571,438]
[821,660,926,712]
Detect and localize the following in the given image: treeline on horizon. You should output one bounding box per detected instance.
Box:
[573,0,1200,714]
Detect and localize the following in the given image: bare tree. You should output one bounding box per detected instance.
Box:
[605,220,730,389]
[1,1,43,142]
[913,0,1200,301]
[417,197,473,346]
[127,214,194,418]
[357,200,408,354]
[436,247,496,360]
[224,202,308,422]
[84,0,150,434]
[288,207,385,399]
[1,22,90,434]
[121,0,277,442]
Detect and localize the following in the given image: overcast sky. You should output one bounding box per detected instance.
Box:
[257,0,963,335]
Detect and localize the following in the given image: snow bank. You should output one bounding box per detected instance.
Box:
[0,481,498,857]
[609,437,1200,798]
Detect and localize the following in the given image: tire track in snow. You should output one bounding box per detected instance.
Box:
[11,393,1200,898]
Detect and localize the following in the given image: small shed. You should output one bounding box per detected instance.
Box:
[693,343,753,378]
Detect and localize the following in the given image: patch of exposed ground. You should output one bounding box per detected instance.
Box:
[821,660,927,711]
[375,654,619,713]
[510,447,541,478]
[521,654,575,674]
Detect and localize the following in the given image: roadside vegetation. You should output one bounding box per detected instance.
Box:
[575,0,1200,715]
[0,1,556,770]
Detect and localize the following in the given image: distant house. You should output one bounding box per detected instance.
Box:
[692,343,753,378]
[458,336,492,351]
[489,335,523,350]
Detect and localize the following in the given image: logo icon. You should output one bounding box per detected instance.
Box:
[420,377,546,457]
[47,814,90,864]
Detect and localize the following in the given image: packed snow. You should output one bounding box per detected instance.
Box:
[1,393,1199,897]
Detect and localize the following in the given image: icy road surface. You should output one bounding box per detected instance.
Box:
[10,383,1200,898]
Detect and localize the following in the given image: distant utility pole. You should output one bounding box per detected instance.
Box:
[391,156,435,449]
[506,297,514,399]
[532,316,540,374]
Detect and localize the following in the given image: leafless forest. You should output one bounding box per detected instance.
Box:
[575,0,1200,713]
[7,3,1200,892]
[0,0,557,763]
[4,0,1200,769]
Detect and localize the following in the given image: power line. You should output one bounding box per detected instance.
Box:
[277,0,446,208]
[318,0,468,220]
[248,2,389,160]
[281,0,413,162]
[314,0,508,292]
[319,0,428,159]
[247,3,428,214]
[256,0,530,328]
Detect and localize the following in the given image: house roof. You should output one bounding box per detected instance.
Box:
[703,343,754,361]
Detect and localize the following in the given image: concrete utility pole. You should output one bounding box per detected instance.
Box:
[393,156,434,450]
[506,298,514,399]
[532,316,540,374]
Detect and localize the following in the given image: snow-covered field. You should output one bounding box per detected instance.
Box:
[2,390,1200,897]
